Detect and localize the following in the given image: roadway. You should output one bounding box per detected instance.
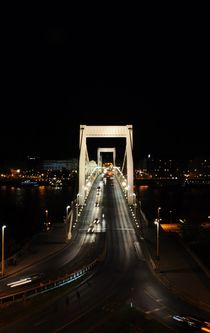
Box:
[0,174,209,332]
[0,177,104,296]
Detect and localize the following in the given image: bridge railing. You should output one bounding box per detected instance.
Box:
[78,166,104,206]
[113,166,130,201]
[114,167,145,237]
[0,232,107,308]
[0,259,99,307]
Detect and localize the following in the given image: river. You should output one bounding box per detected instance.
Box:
[137,185,210,225]
[0,185,74,256]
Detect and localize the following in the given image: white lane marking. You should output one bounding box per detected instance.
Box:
[145,306,165,314]
[144,288,163,303]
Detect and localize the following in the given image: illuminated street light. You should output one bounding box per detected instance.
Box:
[133,192,136,205]
[66,202,74,240]
[66,205,71,239]
[169,210,172,223]
[154,207,161,265]
[66,205,70,224]
[1,225,6,276]
[44,209,51,231]
[76,194,80,222]
[45,209,48,222]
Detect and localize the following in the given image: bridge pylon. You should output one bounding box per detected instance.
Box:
[78,125,134,205]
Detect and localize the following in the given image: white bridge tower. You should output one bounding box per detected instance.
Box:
[79,125,134,205]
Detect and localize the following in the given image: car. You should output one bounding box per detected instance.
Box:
[93,218,100,224]
[7,273,45,288]
[87,224,95,234]
[201,322,210,332]
[172,315,204,329]
[95,202,99,207]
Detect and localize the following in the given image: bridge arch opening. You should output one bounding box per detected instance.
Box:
[97,148,116,167]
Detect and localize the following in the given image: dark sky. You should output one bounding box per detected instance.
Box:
[2,16,209,162]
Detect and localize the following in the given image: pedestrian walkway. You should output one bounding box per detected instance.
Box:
[141,219,210,315]
[1,223,68,278]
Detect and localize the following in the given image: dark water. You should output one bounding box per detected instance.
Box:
[138,185,210,225]
[0,185,74,255]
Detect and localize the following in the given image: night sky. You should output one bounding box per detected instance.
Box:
[2,16,209,162]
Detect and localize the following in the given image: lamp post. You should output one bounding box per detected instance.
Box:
[44,209,51,231]
[66,202,74,240]
[169,210,172,223]
[66,205,71,237]
[155,207,161,263]
[45,209,48,223]
[75,203,78,222]
[76,194,79,222]
[1,225,6,276]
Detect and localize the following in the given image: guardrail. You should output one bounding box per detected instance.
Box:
[0,229,107,308]
[0,256,102,307]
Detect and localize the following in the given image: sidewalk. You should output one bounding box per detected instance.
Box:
[2,223,68,278]
[140,216,210,315]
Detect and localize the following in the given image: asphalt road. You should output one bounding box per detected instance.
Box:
[0,174,209,332]
[0,177,104,296]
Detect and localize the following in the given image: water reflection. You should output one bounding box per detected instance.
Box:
[138,185,210,225]
[0,185,74,255]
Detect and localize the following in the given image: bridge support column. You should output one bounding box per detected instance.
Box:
[79,126,86,205]
[126,126,134,205]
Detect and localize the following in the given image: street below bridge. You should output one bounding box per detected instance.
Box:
[0,173,209,332]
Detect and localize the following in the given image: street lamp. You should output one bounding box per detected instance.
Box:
[133,192,136,205]
[1,225,6,276]
[169,210,172,223]
[76,194,80,222]
[66,205,71,239]
[66,202,74,240]
[44,209,51,231]
[154,207,161,263]
[45,209,48,222]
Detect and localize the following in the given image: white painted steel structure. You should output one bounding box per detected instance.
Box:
[79,125,134,205]
[97,147,116,167]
